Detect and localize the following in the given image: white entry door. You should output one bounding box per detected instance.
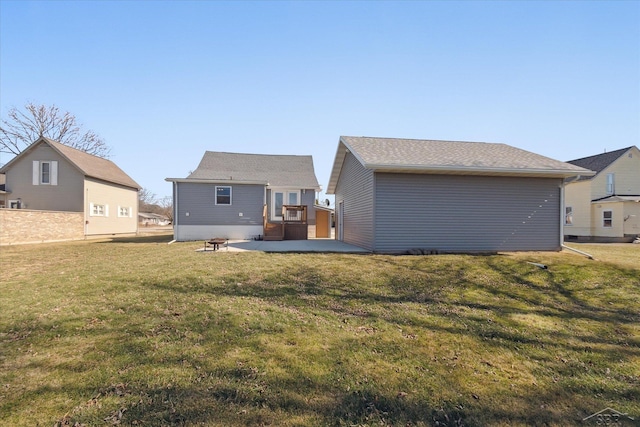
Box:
[272,190,300,220]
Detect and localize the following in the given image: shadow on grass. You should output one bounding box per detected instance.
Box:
[144,260,640,359]
[98,233,174,244]
[4,254,639,426]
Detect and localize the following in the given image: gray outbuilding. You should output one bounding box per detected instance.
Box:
[326,136,593,253]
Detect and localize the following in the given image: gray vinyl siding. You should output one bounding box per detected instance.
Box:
[335,152,375,250]
[374,173,562,253]
[176,182,264,226]
[301,190,316,225]
[4,144,84,211]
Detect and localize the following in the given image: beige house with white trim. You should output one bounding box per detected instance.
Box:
[0,137,140,237]
[564,146,640,242]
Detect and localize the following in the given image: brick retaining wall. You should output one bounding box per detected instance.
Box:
[0,209,84,245]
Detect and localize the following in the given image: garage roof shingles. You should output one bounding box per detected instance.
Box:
[327,136,594,194]
[341,136,589,172]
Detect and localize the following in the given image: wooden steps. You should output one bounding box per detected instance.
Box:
[264,223,284,241]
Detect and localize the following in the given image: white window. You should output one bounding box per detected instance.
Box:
[32,160,58,185]
[565,207,573,225]
[603,210,612,227]
[90,203,108,217]
[215,186,232,205]
[606,173,615,195]
[41,162,51,184]
[118,206,131,217]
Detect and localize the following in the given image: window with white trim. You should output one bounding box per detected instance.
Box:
[90,203,108,217]
[603,210,612,227]
[41,162,51,184]
[118,206,131,217]
[565,206,573,225]
[606,173,615,195]
[215,186,231,205]
[32,160,58,185]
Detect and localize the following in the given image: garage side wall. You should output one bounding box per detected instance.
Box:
[373,174,562,253]
[334,153,375,250]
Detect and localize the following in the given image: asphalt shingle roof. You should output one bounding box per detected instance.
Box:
[567,146,635,180]
[327,136,593,193]
[0,137,140,189]
[46,138,140,189]
[342,136,589,171]
[187,151,320,189]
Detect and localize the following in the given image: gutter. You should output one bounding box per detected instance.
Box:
[366,164,596,178]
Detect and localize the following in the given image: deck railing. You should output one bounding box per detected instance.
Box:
[262,204,308,240]
[282,205,307,223]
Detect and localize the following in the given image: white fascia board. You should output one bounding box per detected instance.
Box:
[327,139,362,194]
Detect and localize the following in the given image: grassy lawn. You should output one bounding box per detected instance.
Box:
[1,235,638,426]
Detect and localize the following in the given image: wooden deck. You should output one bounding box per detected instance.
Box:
[263,204,309,241]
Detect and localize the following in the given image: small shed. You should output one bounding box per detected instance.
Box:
[314,204,333,238]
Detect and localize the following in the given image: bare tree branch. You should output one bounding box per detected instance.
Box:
[0,102,111,158]
[158,196,174,222]
[138,188,158,207]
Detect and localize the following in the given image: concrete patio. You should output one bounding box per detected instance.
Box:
[197,238,370,253]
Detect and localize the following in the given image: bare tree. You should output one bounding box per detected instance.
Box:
[138,188,158,212]
[138,190,173,222]
[0,102,110,158]
[158,196,174,223]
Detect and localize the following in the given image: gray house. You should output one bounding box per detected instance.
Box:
[0,136,140,236]
[326,136,593,253]
[166,151,321,241]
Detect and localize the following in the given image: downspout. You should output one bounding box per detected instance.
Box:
[562,244,594,259]
[264,184,268,240]
[173,181,178,241]
[559,181,564,250]
[560,179,594,259]
[85,187,89,239]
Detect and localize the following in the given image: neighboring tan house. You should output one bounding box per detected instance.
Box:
[327,136,593,253]
[139,212,170,226]
[0,136,140,236]
[565,146,640,242]
[166,151,321,241]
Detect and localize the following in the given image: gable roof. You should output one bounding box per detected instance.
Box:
[173,151,320,190]
[327,136,593,193]
[566,146,637,180]
[0,137,140,190]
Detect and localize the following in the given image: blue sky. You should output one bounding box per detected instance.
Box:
[1,0,638,200]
